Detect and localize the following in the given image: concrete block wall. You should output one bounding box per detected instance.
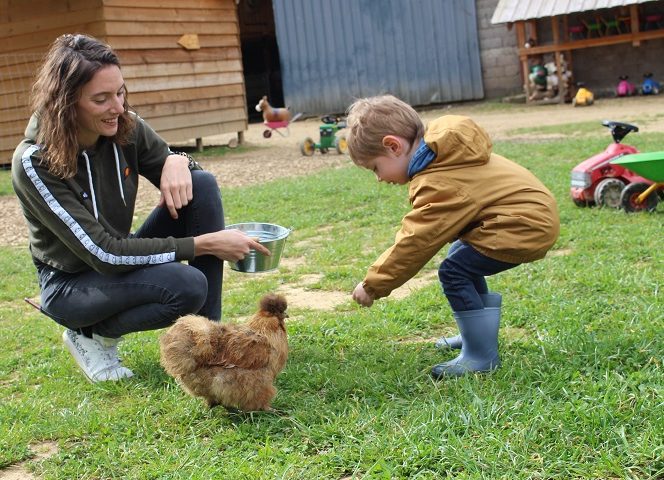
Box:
[476,0,522,99]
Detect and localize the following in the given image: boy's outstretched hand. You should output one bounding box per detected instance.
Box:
[352,282,375,307]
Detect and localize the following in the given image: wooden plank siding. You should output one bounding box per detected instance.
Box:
[0,1,103,160]
[0,0,246,163]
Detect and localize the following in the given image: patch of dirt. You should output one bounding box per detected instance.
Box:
[549,247,573,257]
[277,283,348,311]
[0,441,58,480]
[502,326,530,343]
[0,196,30,248]
[397,326,530,346]
[390,271,438,300]
[418,95,664,140]
[275,273,347,311]
[271,270,440,312]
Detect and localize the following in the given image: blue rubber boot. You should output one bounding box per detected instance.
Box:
[431,306,501,379]
[434,293,501,350]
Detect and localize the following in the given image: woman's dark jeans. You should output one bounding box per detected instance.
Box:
[438,240,518,312]
[38,170,224,338]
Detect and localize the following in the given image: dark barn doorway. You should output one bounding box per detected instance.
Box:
[238,0,284,122]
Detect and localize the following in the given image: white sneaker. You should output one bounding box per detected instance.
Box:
[62,329,134,383]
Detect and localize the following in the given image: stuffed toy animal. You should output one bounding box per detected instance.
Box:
[641,73,661,95]
[528,55,572,101]
[543,57,572,98]
[255,96,291,123]
[616,75,636,97]
[573,82,594,107]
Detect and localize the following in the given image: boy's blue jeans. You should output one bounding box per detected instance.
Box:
[37,170,224,338]
[438,240,518,311]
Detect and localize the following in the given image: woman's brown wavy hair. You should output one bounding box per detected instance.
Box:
[31,34,135,178]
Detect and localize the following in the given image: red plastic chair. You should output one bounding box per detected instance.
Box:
[568,24,585,40]
[643,13,663,30]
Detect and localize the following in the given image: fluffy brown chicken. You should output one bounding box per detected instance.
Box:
[159,294,288,411]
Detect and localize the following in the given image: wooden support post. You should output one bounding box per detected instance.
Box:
[562,13,574,100]
[554,51,564,103]
[552,16,564,104]
[516,20,527,49]
[516,21,531,101]
[527,19,538,44]
[238,131,244,145]
[195,137,203,152]
[630,5,640,46]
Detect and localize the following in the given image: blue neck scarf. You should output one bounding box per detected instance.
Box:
[407,139,436,178]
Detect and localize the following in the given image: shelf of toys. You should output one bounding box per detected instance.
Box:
[512,4,664,104]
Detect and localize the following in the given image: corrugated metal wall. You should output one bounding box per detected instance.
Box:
[272,0,484,114]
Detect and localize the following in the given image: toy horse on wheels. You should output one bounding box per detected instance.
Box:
[255,96,300,138]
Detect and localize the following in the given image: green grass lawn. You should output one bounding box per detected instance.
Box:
[0,167,13,196]
[1,129,662,479]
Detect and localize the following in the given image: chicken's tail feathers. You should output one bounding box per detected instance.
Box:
[160,315,221,375]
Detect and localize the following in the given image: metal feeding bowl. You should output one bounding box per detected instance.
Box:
[226,222,290,273]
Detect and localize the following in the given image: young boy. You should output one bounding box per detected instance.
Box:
[346,95,559,379]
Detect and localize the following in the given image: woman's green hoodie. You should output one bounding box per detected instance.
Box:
[12,114,196,274]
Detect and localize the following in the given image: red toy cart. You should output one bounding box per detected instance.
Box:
[261,113,302,139]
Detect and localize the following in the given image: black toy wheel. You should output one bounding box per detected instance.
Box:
[572,198,588,207]
[335,136,348,154]
[299,137,316,156]
[263,129,272,138]
[321,115,338,124]
[620,182,658,212]
[593,178,625,208]
[320,148,329,154]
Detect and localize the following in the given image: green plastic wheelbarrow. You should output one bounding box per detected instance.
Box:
[612,151,664,212]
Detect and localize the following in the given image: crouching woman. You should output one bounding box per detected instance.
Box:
[12,34,268,383]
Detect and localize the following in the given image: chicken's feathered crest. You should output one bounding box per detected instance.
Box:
[259,294,288,319]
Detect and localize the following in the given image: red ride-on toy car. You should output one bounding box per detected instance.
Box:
[570,120,652,208]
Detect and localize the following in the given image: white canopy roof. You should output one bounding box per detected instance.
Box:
[491,0,658,24]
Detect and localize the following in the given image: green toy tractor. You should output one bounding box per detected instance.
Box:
[300,115,348,156]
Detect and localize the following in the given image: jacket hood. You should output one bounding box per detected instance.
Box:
[24,113,39,143]
[423,115,493,170]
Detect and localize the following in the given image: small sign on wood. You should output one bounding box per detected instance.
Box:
[177,34,200,50]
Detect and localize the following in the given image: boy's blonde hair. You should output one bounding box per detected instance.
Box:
[345,95,424,166]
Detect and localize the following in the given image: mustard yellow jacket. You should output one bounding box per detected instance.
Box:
[363,115,560,299]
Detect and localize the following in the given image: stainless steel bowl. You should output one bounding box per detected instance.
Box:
[226,222,290,273]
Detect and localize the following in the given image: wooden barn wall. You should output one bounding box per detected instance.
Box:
[106,0,246,144]
[0,0,105,162]
[0,0,246,163]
